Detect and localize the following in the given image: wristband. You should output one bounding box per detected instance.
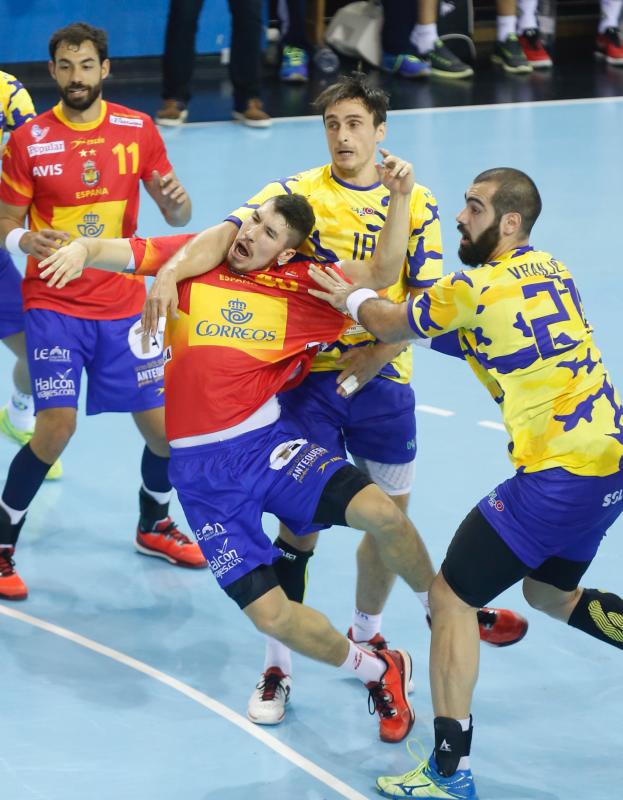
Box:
[346,288,378,323]
[5,227,28,255]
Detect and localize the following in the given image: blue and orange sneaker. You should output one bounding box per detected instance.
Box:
[377,750,479,798]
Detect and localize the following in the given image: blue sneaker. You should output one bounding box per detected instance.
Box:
[381,52,431,79]
[377,750,479,799]
[280,46,309,82]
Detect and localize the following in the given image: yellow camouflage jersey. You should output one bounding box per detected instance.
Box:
[0,71,35,137]
[408,246,623,477]
[228,164,443,384]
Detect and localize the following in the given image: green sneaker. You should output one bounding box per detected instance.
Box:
[0,406,63,480]
[426,40,474,79]
[377,749,479,799]
[491,34,533,74]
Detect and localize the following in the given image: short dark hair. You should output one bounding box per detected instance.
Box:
[268,194,315,248]
[473,167,542,235]
[49,22,109,63]
[313,71,389,127]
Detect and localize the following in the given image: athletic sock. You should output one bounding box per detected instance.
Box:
[497,15,518,41]
[140,447,173,528]
[568,588,623,649]
[412,23,438,55]
[7,389,35,432]
[517,0,539,34]
[599,0,623,32]
[340,639,385,684]
[264,637,293,675]
[351,607,383,642]
[2,443,51,516]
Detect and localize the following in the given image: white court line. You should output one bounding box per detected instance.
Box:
[477,420,506,431]
[174,94,623,129]
[0,604,369,800]
[415,404,455,417]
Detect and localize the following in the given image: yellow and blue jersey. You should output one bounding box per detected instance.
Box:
[228,164,443,384]
[0,71,35,138]
[408,245,623,477]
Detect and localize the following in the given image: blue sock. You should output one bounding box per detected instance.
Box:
[140,446,172,494]
[2,444,51,512]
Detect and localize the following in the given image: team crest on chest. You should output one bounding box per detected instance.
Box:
[81,159,100,187]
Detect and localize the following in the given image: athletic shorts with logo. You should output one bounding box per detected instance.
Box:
[24,308,165,414]
[478,466,623,567]
[168,416,350,589]
[0,250,25,339]
[279,371,416,465]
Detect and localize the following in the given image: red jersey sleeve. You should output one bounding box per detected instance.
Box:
[131,233,196,275]
[0,126,34,205]
[140,117,173,182]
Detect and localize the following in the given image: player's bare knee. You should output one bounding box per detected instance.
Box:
[430,571,470,615]
[31,408,76,460]
[248,595,295,639]
[522,578,579,618]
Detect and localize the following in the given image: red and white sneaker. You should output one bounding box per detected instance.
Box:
[477,607,528,646]
[426,606,528,646]
[595,27,623,65]
[518,29,553,68]
[247,667,291,725]
[347,627,389,651]
[136,518,207,568]
[367,649,415,743]
[0,547,28,600]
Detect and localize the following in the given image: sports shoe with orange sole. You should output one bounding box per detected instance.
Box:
[367,648,415,743]
[136,518,207,568]
[0,547,28,600]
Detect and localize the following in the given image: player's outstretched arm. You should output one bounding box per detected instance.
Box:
[339,149,413,290]
[309,265,414,343]
[141,221,238,335]
[38,238,133,288]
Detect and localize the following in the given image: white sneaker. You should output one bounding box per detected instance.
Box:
[247,667,291,725]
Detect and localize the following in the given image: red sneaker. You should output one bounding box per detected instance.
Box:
[518,29,553,68]
[136,518,207,568]
[477,607,528,646]
[366,649,415,743]
[0,547,28,600]
[347,626,389,651]
[595,27,623,65]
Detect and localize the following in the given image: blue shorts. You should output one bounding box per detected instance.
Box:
[0,250,24,339]
[24,308,165,415]
[168,417,350,589]
[478,467,623,568]
[279,371,416,465]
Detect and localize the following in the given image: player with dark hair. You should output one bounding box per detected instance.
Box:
[0,21,200,601]
[308,167,623,799]
[40,155,433,745]
[140,71,528,725]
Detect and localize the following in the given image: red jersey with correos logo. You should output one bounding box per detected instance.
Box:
[131,235,350,439]
[0,101,172,319]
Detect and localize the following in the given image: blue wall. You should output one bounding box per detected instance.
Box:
[1,0,232,63]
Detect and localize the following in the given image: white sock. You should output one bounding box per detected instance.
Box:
[7,389,35,433]
[0,497,27,525]
[340,640,385,684]
[412,23,438,56]
[457,716,472,771]
[599,0,623,32]
[264,636,293,675]
[497,15,518,41]
[416,591,430,614]
[351,608,383,642]
[141,483,173,505]
[517,0,539,33]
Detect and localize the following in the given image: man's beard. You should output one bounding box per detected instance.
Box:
[59,80,102,111]
[458,220,501,267]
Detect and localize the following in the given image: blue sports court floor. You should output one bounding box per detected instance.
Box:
[1,97,622,800]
